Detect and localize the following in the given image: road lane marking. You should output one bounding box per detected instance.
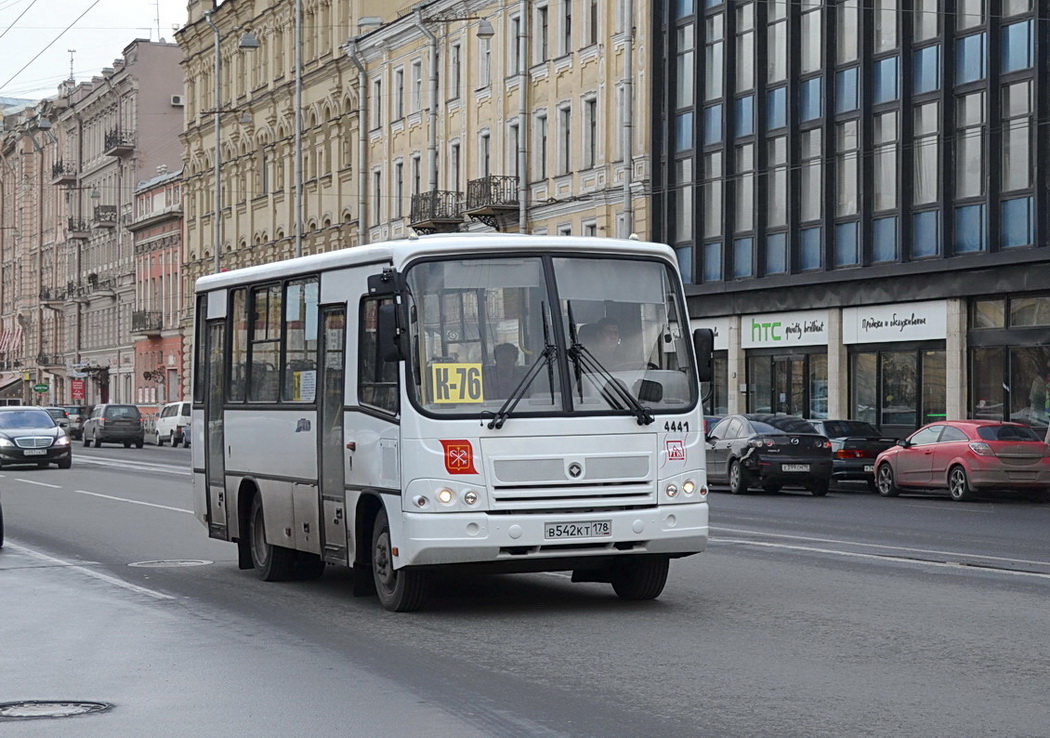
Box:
[713,525,1050,570]
[713,537,1050,581]
[75,489,193,515]
[3,543,175,600]
[73,457,191,475]
[16,479,61,488]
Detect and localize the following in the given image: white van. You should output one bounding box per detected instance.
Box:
[154,401,192,447]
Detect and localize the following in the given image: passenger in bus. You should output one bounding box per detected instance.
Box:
[579,318,624,368]
[486,343,526,399]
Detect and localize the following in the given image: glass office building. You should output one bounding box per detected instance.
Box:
[652,0,1050,437]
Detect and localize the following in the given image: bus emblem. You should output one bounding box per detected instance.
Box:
[440,440,478,474]
[666,440,686,461]
[568,462,583,478]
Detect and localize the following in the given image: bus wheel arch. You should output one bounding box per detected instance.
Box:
[247,489,296,581]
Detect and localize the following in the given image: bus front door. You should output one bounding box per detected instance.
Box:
[205,321,228,539]
[317,306,348,565]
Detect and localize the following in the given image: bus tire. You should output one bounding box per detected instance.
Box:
[610,556,669,601]
[372,509,429,612]
[248,494,296,581]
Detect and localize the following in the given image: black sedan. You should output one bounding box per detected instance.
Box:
[0,406,73,469]
[706,414,833,495]
[808,419,899,491]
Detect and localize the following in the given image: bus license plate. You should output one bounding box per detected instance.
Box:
[782,464,809,472]
[863,465,874,473]
[544,520,612,540]
[23,449,47,456]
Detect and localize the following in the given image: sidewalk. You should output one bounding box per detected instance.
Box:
[0,542,486,737]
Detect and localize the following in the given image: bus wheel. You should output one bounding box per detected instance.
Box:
[609,556,669,601]
[248,495,296,581]
[372,509,429,612]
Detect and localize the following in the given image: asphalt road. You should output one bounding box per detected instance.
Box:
[3,446,1050,736]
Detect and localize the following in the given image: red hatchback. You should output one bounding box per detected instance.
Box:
[874,420,1050,502]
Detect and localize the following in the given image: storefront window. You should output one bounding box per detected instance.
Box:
[747,352,827,417]
[881,352,917,426]
[922,351,946,424]
[705,354,729,415]
[972,299,1005,328]
[1010,297,1050,327]
[1010,347,1050,430]
[809,354,828,418]
[850,348,944,431]
[852,352,877,424]
[971,347,1004,419]
[749,357,773,413]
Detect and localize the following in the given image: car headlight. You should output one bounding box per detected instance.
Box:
[54,434,70,447]
[0,437,13,448]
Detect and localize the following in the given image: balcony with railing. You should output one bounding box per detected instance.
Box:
[131,310,163,337]
[51,160,77,185]
[67,218,91,239]
[464,175,519,229]
[103,129,135,156]
[409,190,464,234]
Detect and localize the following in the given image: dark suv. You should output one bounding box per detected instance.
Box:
[82,404,145,448]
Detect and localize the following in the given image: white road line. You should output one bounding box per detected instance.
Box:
[713,525,1050,569]
[713,537,1050,581]
[74,489,193,515]
[4,543,175,601]
[16,479,61,488]
[74,456,191,475]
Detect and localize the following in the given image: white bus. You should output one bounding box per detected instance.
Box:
[191,233,713,611]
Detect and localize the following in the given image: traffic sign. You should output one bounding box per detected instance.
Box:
[33,383,48,393]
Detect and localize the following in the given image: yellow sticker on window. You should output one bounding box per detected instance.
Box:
[431,363,484,403]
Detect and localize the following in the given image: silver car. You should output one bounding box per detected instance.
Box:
[44,407,71,433]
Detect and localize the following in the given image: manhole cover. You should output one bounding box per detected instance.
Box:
[128,559,212,568]
[0,701,112,720]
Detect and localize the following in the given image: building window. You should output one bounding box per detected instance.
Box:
[585,98,598,167]
[677,24,695,106]
[411,61,422,112]
[800,78,822,122]
[736,3,754,91]
[915,0,940,41]
[1002,20,1033,73]
[703,104,723,145]
[675,112,693,152]
[766,233,787,275]
[478,134,490,178]
[873,57,899,103]
[958,0,983,30]
[767,3,787,83]
[834,221,859,267]
[508,123,520,178]
[956,33,987,85]
[372,169,382,223]
[800,129,822,222]
[705,14,724,101]
[735,143,754,232]
[561,0,572,54]
[914,45,941,93]
[836,120,859,217]
[534,113,548,179]
[767,86,786,130]
[394,68,405,119]
[675,158,694,243]
[479,37,492,87]
[703,241,722,282]
[735,95,754,137]
[800,227,822,270]
[535,4,550,61]
[835,67,858,114]
[371,79,383,129]
[394,162,404,218]
[875,0,898,52]
[800,3,821,74]
[872,216,898,262]
[837,0,858,63]
[912,210,941,258]
[586,0,599,46]
[768,136,787,227]
[450,143,461,191]
[676,245,694,283]
[874,111,898,211]
[558,106,572,175]
[1002,81,1032,192]
[955,204,986,253]
[733,237,754,279]
[956,91,985,199]
[703,151,723,238]
[914,102,940,204]
[450,44,462,100]
[1001,197,1033,248]
[1003,0,1030,16]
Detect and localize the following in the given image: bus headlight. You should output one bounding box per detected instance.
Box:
[682,479,696,495]
[463,490,478,505]
[665,483,678,498]
[436,488,454,504]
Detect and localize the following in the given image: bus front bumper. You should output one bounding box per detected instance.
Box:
[394,502,709,568]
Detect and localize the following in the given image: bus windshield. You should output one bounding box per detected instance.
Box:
[403,254,697,418]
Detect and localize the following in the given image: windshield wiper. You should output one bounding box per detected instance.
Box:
[487,304,556,430]
[568,342,655,426]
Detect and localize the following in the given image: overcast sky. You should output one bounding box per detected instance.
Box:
[0,0,188,101]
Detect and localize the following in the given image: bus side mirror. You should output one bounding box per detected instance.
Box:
[377,303,403,362]
[693,328,714,383]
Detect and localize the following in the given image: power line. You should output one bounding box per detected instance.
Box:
[0,0,101,92]
[0,0,37,42]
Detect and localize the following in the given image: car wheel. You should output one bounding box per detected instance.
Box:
[728,460,749,495]
[372,508,429,612]
[82,432,91,447]
[762,484,781,494]
[57,456,71,470]
[610,556,670,600]
[123,441,132,448]
[248,494,296,581]
[876,463,900,497]
[948,465,975,502]
[93,431,102,448]
[135,440,144,449]
[809,480,829,497]
[156,432,165,446]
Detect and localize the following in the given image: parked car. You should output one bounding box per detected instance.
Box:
[154,401,192,447]
[43,407,70,434]
[807,419,899,491]
[705,414,833,496]
[0,406,73,469]
[63,405,91,440]
[0,488,4,547]
[874,420,1050,502]
[82,404,145,448]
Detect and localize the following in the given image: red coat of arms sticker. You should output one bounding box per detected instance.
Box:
[441,440,478,474]
[666,440,686,462]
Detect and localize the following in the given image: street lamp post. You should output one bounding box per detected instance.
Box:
[203,10,259,274]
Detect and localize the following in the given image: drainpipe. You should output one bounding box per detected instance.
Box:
[518,0,528,232]
[622,0,635,237]
[294,0,303,257]
[345,40,369,244]
[414,9,440,193]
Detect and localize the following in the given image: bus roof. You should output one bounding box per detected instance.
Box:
[194,233,676,293]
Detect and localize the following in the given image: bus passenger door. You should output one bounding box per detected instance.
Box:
[317,306,348,565]
[205,321,228,539]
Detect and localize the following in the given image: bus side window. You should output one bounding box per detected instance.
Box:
[359,297,399,415]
